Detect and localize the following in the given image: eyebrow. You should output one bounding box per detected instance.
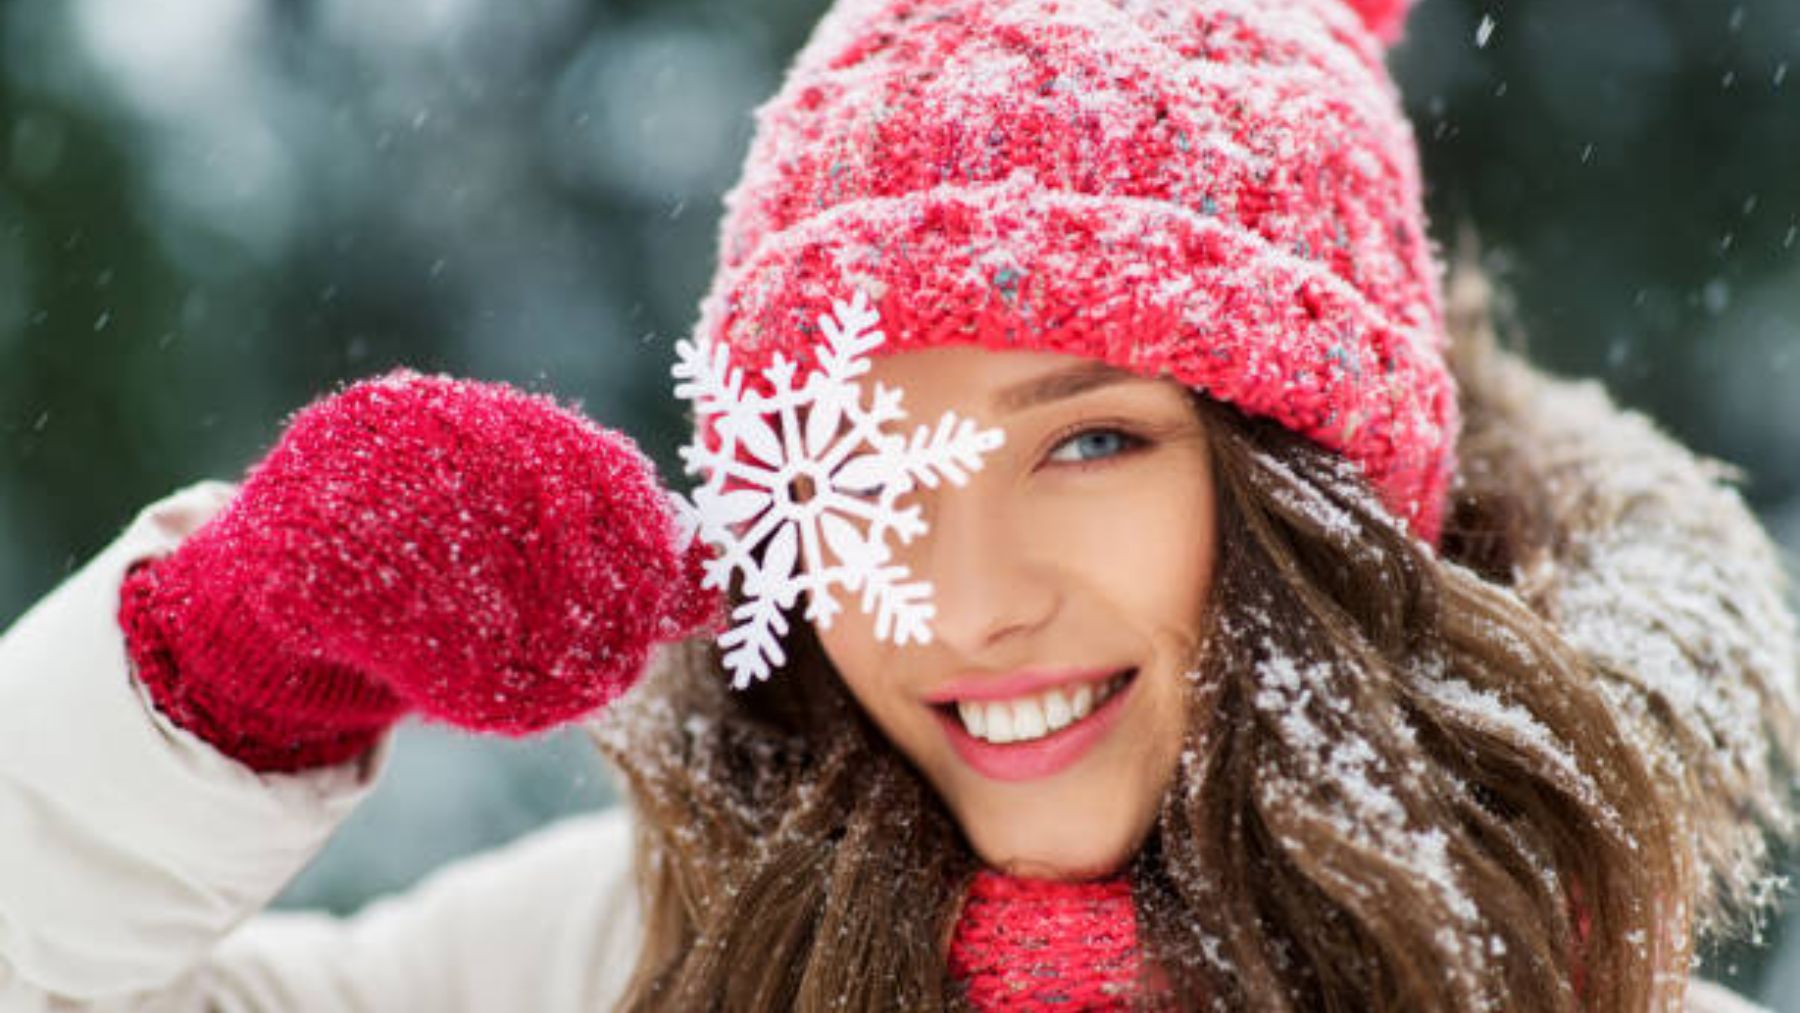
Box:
[993,361,1143,414]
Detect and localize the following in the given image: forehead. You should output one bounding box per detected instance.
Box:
[865,345,1174,414]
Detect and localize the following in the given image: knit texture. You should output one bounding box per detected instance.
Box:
[694,0,1455,545]
[118,369,718,773]
[948,870,1595,1007]
[949,870,1146,1009]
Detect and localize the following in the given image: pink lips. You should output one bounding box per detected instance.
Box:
[931,668,1138,782]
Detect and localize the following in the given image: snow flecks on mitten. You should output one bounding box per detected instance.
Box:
[119,368,722,773]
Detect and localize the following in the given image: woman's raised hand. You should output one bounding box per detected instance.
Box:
[116,368,719,773]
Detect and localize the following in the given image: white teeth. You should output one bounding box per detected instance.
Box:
[1070,683,1094,719]
[951,671,1131,745]
[986,702,1016,744]
[1011,699,1047,739]
[957,701,986,738]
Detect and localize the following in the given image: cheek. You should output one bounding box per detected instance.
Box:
[1034,463,1216,640]
[814,613,914,739]
[815,617,878,700]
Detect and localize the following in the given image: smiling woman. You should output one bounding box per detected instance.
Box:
[594,309,1690,1009]
[817,348,1216,882]
[1,0,1794,1010]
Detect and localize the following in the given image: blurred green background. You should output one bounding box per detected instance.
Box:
[2,0,1797,1004]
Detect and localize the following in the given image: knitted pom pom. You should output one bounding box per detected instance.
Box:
[1342,0,1415,46]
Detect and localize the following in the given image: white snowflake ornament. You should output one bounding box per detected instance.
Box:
[671,288,1005,689]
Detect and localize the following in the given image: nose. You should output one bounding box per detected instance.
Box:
[908,482,1058,657]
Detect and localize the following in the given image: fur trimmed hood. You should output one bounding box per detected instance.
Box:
[1445,250,1800,944]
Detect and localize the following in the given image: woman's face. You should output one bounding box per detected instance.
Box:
[813,345,1219,880]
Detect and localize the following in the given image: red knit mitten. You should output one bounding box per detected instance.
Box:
[117,368,718,773]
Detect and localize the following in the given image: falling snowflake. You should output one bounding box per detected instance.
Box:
[671,288,1006,689]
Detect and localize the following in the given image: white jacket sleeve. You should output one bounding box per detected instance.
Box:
[0,480,393,1007]
[198,806,643,1013]
[0,480,644,1011]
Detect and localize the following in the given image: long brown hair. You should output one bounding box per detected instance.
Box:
[587,248,1746,1011]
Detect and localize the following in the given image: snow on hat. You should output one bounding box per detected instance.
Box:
[690,0,1457,547]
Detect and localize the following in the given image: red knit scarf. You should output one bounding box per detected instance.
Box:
[948,871,1598,1008]
[948,870,1145,1010]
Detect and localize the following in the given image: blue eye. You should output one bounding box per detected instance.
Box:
[1046,427,1142,465]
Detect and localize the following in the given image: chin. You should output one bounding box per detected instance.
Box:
[966,817,1150,882]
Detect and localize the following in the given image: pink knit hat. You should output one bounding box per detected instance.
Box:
[692,0,1455,546]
